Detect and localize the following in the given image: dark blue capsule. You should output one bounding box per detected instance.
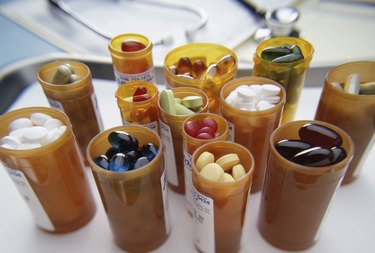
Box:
[141,143,159,161]
[105,147,117,160]
[109,153,130,172]
[125,150,140,170]
[292,147,333,167]
[133,157,150,170]
[275,139,313,160]
[94,155,109,170]
[108,131,138,153]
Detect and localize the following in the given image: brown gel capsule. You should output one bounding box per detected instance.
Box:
[217,54,236,75]
[291,147,333,167]
[192,60,207,79]
[177,56,193,75]
[275,139,314,160]
[121,40,146,52]
[299,123,342,148]
[330,146,346,165]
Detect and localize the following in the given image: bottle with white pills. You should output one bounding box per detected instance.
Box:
[0,107,96,233]
[220,76,286,192]
[38,61,104,164]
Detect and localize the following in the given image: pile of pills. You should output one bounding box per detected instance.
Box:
[225,84,281,111]
[121,40,146,52]
[51,63,79,85]
[0,113,66,150]
[168,55,236,81]
[195,151,246,182]
[331,73,375,95]
[94,131,159,172]
[160,90,203,115]
[261,43,304,63]
[275,123,347,167]
[123,85,151,102]
[184,117,221,140]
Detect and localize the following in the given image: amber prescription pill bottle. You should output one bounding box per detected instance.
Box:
[0,107,96,234]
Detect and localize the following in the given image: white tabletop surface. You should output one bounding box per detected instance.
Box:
[0,79,374,253]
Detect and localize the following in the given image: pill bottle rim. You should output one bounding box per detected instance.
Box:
[87,125,163,179]
[0,106,72,157]
[220,76,286,116]
[254,36,314,66]
[163,42,238,86]
[324,61,375,101]
[269,120,354,175]
[108,33,152,58]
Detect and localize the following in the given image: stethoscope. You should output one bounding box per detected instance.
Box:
[48,0,299,46]
[47,0,208,46]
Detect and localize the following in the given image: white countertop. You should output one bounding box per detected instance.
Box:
[0,79,374,253]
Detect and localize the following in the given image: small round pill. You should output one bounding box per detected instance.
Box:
[237,86,257,101]
[221,172,235,182]
[30,113,52,126]
[215,153,240,172]
[0,135,22,149]
[259,96,280,104]
[23,126,48,144]
[232,164,246,181]
[256,100,275,111]
[200,163,224,182]
[261,84,281,96]
[196,151,215,172]
[9,118,33,131]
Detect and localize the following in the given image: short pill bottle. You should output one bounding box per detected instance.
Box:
[164,43,238,113]
[108,33,155,85]
[258,120,353,251]
[192,141,255,253]
[252,37,314,124]
[115,81,159,133]
[158,87,209,194]
[38,60,104,164]
[182,113,228,214]
[0,107,96,234]
[315,61,375,184]
[87,125,170,252]
[220,76,286,193]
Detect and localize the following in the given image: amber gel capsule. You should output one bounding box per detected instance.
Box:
[299,123,343,148]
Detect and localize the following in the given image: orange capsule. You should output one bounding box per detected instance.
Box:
[216,55,236,75]
[176,56,193,75]
[203,64,221,80]
[192,60,207,79]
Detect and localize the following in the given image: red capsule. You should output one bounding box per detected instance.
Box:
[185,121,200,138]
[200,117,218,133]
[133,86,147,96]
[133,94,151,102]
[197,126,216,137]
[299,123,342,148]
[176,56,192,75]
[196,132,214,140]
[121,40,146,52]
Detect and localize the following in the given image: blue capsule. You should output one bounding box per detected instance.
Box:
[105,147,117,160]
[94,155,109,170]
[141,143,159,161]
[133,157,150,169]
[125,150,140,170]
[109,153,130,172]
[108,131,138,153]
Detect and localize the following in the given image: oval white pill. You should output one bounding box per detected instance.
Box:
[256,100,275,111]
[237,86,256,101]
[0,135,22,149]
[1,143,16,150]
[23,126,48,144]
[249,84,262,97]
[43,118,63,131]
[45,128,62,144]
[9,118,33,131]
[9,128,28,142]
[261,84,281,96]
[225,91,237,105]
[30,113,52,126]
[17,143,42,150]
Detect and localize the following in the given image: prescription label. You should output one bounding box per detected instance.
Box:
[47,98,64,112]
[183,149,193,212]
[159,120,178,186]
[114,67,156,85]
[160,170,171,234]
[192,186,215,253]
[123,120,158,133]
[5,167,55,231]
[228,121,235,142]
[91,93,104,131]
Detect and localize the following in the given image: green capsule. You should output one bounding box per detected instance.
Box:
[261,46,291,62]
[291,45,303,57]
[272,53,303,63]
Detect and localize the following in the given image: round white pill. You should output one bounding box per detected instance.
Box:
[249,84,262,97]
[9,118,33,131]
[23,126,48,144]
[9,128,29,142]
[0,135,22,149]
[261,96,280,104]
[43,118,63,131]
[30,113,52,126]
[262,84,281,96]
[17,143,42,150]
[225,91,237,105]
[45,128,62,144]
[237,86,256,101]
[256,100,275,111]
